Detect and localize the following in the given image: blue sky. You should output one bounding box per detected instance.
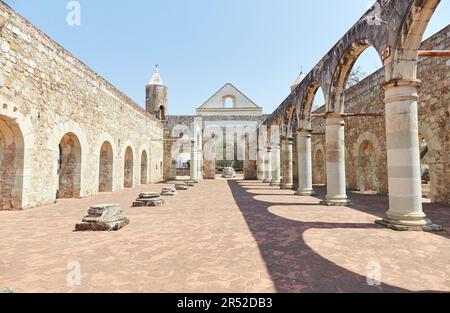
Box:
[5,0,450,114]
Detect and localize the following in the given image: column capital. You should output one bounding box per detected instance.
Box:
[324,112,345,119]
[297,128,312,136]
[382,78,422,90]
[383,79,421,103]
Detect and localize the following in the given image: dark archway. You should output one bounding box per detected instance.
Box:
[141,150,148,184]
[124,146,134,188]
[99,141,113,192]
[58,132,82,198]
[0,115,25,210]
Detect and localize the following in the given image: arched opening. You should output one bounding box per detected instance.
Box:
[331,43,383,113]
[99,141,113,192]
[419,135,431,201]
[140,150,148,184]
[58,133,82,198]
[176,152,190,178]
[223,96,235,108]
[313,149,326,186]
[0,115,25,210]
[355,140,378,193]
[159,106,166,120]
[312,87,325,113]
[124,146,134,188]
[345,47,381,90]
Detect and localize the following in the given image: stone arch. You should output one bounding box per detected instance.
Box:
[418,122,445,203]
[139,146,149,185]
[313,145,326,185]
[47,121,88,199]
[98,141,114,192]
[388,0,441,81]
[299,80,325,121]
[123,145,134,188]
[95,134,117,192]
[0,99,34,210]
[352,131,382,193]
[0,115,24,209]
[285,105,297,137]
[329,41,383,113]
[57,132,82,198]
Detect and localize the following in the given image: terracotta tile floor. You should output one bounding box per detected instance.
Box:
[0,179,449,293]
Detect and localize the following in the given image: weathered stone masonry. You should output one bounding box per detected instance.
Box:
[0,2,164,210]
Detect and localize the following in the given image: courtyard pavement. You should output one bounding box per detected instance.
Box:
[0,179,449,293]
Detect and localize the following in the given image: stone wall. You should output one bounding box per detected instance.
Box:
[311,25,450,204]
[164,114,267,180]
[0,2,164,210]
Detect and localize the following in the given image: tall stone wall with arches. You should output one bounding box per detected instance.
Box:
[311,24,449,203]
[0,3,164,210]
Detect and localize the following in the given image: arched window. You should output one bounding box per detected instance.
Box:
[159,106,166,120]
[223,96,235,108]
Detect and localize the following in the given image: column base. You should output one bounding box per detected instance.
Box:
[320,199,353,207]
[280,184,294,190]
[270,181,281,186]
[263,179,272,184]
[375,218,443,232]
[296,189,317,196]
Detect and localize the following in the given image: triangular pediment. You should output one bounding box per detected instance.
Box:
[197,83,261,110]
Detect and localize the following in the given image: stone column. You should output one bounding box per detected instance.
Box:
[270,144,281,186]
[197,150,203,181]
[376,80,441,231]
[296,128,316,196]
[263,146,272,183]
[257,148,265,181]
[281,137,294,190]
[190,140,198,182]
[320,114,352,206]
[170,160,177,180]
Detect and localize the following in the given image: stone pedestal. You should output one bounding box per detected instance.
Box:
[320,115,352,207]
[162,187,177,196]
[270,144,281,186]
[263,146,272,183]
[175,182,188,190]
[296,129,316,196]
[281,137,294,190]
[133,192,165,207]
[75,204,129,231]
[376,80,442,231]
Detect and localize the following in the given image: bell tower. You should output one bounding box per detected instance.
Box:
[146,65,168,120]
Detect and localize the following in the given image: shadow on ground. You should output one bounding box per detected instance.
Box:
[227,180,450,293]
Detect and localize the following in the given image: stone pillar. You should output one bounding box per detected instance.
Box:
[376,80,441,231]
[190,140,198,182]
[257,148,265,181]
[170,160,177,180]
[296,128,316,196]
[197,150,203,181]
[270,144,281,186]
[320,114,352,206]
[281,137,294,190]
[263,146,272,183]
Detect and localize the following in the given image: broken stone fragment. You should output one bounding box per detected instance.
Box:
[0,287,15,293]
[75,204,129,231]
[132,198,165,207]
[175,183,189,190]
[161,187,177,196]
[139,192,161,199]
